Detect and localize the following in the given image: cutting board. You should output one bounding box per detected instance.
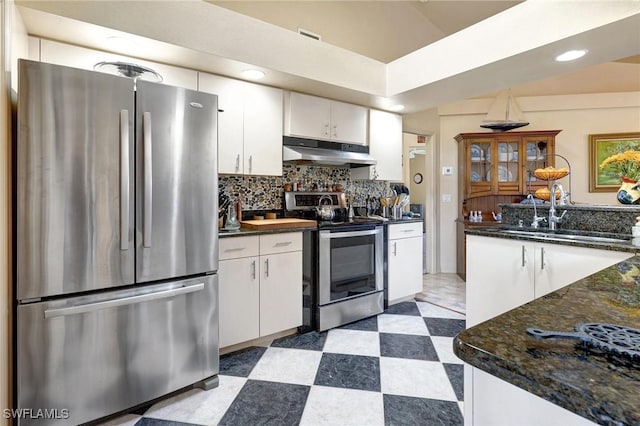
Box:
[240,218,317,230]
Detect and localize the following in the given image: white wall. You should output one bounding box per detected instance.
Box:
[436,91,640,273]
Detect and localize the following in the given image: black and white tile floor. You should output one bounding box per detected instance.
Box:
[100,300,465,426]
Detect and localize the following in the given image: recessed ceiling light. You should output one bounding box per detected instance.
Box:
[389,104,405,112]
[242,69,265,80]
[555,49,588,62]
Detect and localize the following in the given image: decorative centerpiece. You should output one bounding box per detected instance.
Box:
[599,150,640,204]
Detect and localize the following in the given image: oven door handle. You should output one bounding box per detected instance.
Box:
[320,228,381,239]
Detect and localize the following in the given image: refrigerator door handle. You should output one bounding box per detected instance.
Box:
[44,282,205,319]
[120,109,130,251]
[143,111,153,247]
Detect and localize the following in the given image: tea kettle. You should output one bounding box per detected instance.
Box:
[315,195,335,221]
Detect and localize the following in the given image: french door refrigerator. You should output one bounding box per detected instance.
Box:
[15,59,219,425]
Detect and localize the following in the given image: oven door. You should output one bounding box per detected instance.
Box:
[318,226,383,305]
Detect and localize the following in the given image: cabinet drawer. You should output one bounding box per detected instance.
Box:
[388,222,423,240]
[219,236,259,260]
[260,232,303,255]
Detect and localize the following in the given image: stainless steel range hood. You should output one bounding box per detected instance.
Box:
[283,136,376,168]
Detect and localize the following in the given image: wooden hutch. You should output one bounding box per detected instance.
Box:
[455,130,561,279]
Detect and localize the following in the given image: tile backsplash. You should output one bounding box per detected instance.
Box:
[219,164,391,210]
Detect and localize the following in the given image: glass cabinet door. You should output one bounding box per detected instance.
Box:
[524,137,554,191]
[468,140,493,196]
[497,140,519,186]
[470,141,492,181]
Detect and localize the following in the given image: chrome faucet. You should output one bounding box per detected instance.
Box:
[527,194,546,228]
[548,183,567,231]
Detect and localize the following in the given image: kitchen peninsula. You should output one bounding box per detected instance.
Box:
[457,204,640,425]
[454,257,640,425]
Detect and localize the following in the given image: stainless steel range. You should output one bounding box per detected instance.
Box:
[285,192,384,331]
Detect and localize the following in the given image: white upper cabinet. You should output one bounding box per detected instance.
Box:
[199,74,245,174]
[287,92,332,140]
[36,39,198,90]
[285,92,368,145]
[352,109,403,181]
[243,83,284,176]
[328,100,368,144]
[199,73,283,176]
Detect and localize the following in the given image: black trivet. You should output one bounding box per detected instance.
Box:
[527,323,640,358]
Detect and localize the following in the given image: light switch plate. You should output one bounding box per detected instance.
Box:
[442,194,452,203]
[442,166,453,175]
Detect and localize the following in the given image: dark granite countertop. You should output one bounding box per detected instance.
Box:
[466,226,640,254]
[386,217,423,225]
[454,258,640,425]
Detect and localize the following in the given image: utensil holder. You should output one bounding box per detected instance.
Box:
[391,206,403,220]
[382,206,389,218]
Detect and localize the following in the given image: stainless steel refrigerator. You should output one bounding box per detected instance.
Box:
[15,59,219,425]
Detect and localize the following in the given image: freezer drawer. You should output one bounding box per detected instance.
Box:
[16,276,218,426]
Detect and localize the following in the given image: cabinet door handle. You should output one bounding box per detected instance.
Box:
[323,123,330,136]
[393,242,397,256]
[235,154,240,173]
[248,155,253,174]
[224,247,245,252]
[541,247,546,270]
[332,124,337,138]
[264,258,269,277]
[274,241,292,247]
[521,245,526,268]
[251,260,256,279]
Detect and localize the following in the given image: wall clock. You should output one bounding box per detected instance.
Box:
[413,173,423,184]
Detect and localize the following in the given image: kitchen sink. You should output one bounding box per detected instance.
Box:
[544,233,631,244]
[492,229,631,244]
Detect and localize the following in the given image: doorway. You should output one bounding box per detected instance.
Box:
[403,132,437,274]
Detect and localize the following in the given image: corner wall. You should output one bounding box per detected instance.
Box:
[2,2,27,419]
[1,0,10,420]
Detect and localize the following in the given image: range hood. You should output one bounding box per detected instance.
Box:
[283,136,376,168]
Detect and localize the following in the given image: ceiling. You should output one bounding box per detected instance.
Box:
[15,1,640,114]
[210,1,525,63]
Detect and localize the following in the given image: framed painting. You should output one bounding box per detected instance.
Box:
[589,132,640,192]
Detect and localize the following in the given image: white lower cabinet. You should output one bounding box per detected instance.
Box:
[259,250,302,336]
[466,235,633,328]
[219,256,260,347]
[219,232,302,348]
[387,222,423,303]
[472,369,596,426]
[464,234,632,426]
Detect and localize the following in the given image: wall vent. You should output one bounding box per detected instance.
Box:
[298,28,322,41]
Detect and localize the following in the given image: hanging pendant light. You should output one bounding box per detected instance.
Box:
[480,89,529,131]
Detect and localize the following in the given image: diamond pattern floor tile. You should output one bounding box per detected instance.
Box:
[95,296,466,426]
[379,333,439,361]
[314,352,381,392]
[218,380,310,426]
